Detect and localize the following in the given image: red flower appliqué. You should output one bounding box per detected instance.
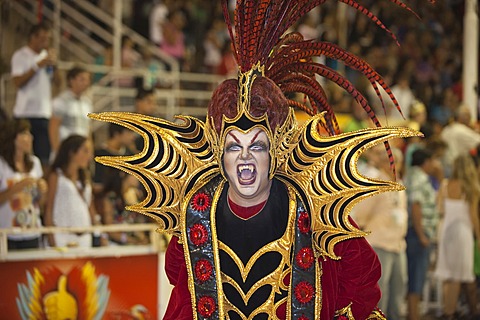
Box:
[295,247,315,270]
[298,315,310,320]
[194,259,213,283]
[189,223,208,246]
[197,295,216,318]
[191,192,211,212]
[298,210,311,234]
[294,281,314,304]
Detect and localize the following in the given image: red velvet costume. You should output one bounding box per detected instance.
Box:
[165,225,382,320]
[164,179,383,319]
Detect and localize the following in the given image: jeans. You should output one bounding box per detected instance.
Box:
[374,246,407,320]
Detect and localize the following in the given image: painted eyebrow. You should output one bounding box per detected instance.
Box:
[227,132,240,143]
[250,130,263,144]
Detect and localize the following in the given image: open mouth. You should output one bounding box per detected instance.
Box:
[237,164,256,185]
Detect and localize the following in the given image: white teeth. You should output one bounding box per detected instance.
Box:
[238,164,254,173]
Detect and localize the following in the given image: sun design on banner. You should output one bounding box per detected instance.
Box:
[16,261,110,320]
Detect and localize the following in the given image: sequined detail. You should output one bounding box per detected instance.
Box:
[197,296,216,318]
[191,192,212,212]
[294,281,315,304]
[298,210,310,234]
[194,259,213,283]
[189,223,209,247]
[296,247,315,270]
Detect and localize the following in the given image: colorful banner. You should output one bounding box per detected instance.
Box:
[0,254,158,319]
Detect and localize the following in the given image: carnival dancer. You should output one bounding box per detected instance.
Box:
[91,0,430,318]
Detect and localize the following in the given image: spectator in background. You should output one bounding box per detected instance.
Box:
[441,104,480,176]
[409,100,427,129]
[297,12,322,40]
[134,88,156,116]
[49,66,92,157]
[0,119,47,250]
[203,19,225,74]
[44,135,97,248]
[98,172,149,246]
[121,35,141,71]
[0,107,8,124]
[93,44,113,84]
[342,98,369,132]
[389,73,416,121]
[435,154,480,319]
[353,146,408,320]
[136,46,166,90]
[405,148,439,320]
[149,0,169,46]
[161,10,187,70]
[216,41,237,78]
[131,88,156,153]
[431,87,460,128]
[11,22,58,168]
[118,35,141,90]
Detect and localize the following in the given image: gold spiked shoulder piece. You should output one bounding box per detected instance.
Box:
[274,113,421,259]
[88,112,220,236]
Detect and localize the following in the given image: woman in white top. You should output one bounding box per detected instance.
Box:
[0,119,47,249]
[435,154,480,319]
[44,135,96,248]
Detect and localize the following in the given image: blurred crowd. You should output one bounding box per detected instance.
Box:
[1,0,479,318]
[0,20,158,250]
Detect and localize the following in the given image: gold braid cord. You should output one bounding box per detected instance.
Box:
[334,303,388,319]
[89,111,420,259]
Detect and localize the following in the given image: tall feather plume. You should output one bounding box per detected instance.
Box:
[222,0,434,171]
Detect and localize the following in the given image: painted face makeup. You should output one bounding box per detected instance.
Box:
[223,128,272,206]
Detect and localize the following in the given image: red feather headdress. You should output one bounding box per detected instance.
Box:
[216,0,434,170]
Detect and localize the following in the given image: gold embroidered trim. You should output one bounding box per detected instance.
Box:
[367,309,388,319]
[220,185,297,319]
[335,302,354,319]
[237,61,265,115]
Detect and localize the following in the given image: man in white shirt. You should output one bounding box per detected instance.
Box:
[441,104,480,176]
[49,66,92,156]
[11,22,57,167]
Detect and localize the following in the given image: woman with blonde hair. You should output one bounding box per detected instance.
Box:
[435,154,480,319]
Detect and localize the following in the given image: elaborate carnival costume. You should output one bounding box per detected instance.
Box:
[90,0,429,319]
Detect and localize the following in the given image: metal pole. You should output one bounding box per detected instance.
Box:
[37,0,43,22]
[463,0,479,121]
[113,0,123,111]
[53,0,61,55]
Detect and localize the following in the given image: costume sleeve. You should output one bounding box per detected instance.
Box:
[164,236,194,320]
[333,218,382,319]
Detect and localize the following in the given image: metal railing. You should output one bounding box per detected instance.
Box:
[1,62,227,131]
[2,0,229,128]
[0,223,165,261]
